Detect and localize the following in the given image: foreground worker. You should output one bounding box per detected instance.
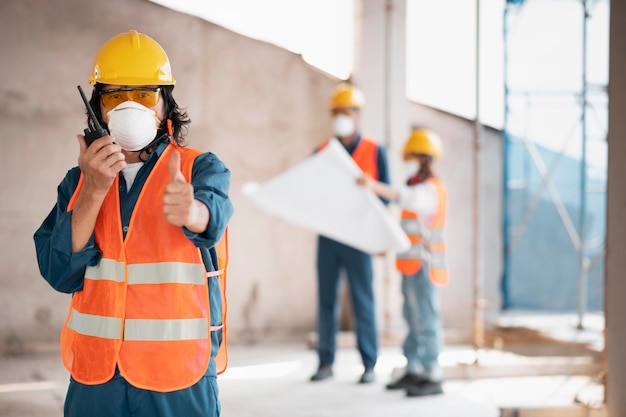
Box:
[310,83,390,384]
[34,30,233,416]
[357,128,448,397]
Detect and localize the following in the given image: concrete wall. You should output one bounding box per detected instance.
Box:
[0,0,503,348]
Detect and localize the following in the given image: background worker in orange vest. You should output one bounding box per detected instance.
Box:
[357,128,448,397]
[310,83,390,384]
[33,30,233,417]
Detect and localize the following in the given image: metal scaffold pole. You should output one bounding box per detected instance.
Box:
[472,0,485,358]
[382,0,394,340]
[576,0,589,330]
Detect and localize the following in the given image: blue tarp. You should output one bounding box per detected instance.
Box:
[502,134,605,311]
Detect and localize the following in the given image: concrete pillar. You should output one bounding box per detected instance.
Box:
[606,2,626,416]
[352,0,408,339]
[353,0,409,154]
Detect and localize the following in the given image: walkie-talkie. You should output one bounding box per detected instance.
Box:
[77,85,109,146]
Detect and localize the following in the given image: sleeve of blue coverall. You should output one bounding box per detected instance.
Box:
[182,152,233,248]
[181,152,232,358]
[376,145,391,205]
[33,168,102,294]
[376,145,390,185]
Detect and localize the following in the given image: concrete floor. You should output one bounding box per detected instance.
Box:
[0,341,605,417]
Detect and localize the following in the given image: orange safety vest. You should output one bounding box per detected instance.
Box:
[62,143,229,392]
[395,177,449,286]
[318,136,379,179]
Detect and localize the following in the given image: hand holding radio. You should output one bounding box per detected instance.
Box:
[76,85,126,195]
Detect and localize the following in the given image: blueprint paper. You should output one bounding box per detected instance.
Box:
[242,138,410,254]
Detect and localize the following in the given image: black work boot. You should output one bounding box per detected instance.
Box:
[405,379,444,397]
[386,373,427,390]
[310,365,333,382]
[359,368,375,384]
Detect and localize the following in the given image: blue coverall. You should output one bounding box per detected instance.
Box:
[315,134,390,371]
[34,140,233,417]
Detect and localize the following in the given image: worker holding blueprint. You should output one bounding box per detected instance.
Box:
[308,83,391,385]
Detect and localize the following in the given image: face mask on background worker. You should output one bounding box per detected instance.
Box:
[403,160,420,178]
[107,101,160,151]
[332,114,355,138]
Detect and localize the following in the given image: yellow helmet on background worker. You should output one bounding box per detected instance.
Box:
[329,83,366,109]
[89,30,175,86]
[403,128,443,159]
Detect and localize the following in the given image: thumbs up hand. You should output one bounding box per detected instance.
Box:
[162,150,209,232]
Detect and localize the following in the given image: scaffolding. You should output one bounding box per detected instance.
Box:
[502,0,608,327]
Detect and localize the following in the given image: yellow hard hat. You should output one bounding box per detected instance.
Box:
[403,128,443,159]
[329,83,366,109]
[89,30,175,86]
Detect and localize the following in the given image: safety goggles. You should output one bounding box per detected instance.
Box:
[330,107,358,116]
[100,87,162,109]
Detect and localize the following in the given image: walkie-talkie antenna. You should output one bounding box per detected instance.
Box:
[77,85,107,135]
[77,85,109,146]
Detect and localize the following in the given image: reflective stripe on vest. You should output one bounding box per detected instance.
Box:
[68,308,122,339]
[429,227,445,245]
[61,144,226,392]
[84,258,125,282]
[397,225,445,259]
[400,218,430,241]
[85,260,207,285]
[396,242,429,262]
[124,318,208,341]
[68,309,209,341]
[395,177,449,286]
[429,250,447,270]
[67,309,209,340]
[128,262,207,285]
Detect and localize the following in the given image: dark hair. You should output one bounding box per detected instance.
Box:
[406,152,435,179]
[418,154,435,179]
[87,83,191,146]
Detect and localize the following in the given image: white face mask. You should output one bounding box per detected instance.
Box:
[107,101,160,151]
[403,160,420,178]
[332,114,355,138]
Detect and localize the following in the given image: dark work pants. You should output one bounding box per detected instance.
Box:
[64,374,220,417]
[315,236,378,369]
